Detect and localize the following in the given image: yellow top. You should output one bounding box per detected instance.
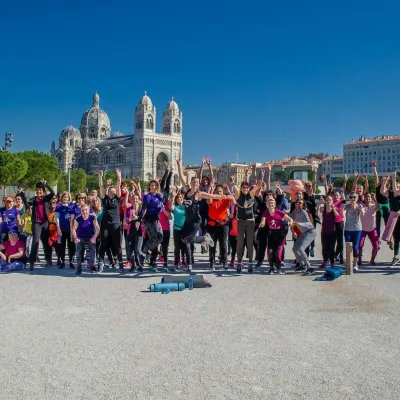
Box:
[21,213,32,235]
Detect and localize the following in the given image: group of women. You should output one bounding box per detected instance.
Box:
[1,159,399,276]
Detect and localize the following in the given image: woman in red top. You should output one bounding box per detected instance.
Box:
[0,230,27,265]
[207,185,235,270]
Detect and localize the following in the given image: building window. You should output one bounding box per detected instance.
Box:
[115,153,124,164]
[102,154,111,164]
[91,155,98,165]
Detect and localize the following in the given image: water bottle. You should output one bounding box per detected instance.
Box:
[57,235,62,244]
[188,277,194,290]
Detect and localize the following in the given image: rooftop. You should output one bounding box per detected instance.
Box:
[345,135,400,145]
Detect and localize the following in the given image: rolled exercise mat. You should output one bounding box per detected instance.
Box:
[381,211,399,242]
[324,267,344,281]
[161,274,211,288]
[149,282,185,292]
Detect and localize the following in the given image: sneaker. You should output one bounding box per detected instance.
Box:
[388,241,394,250]
[267,268,275,275]
[229,260,235,268]
[97,261,104,273]
[353,264,359,272]
[150,264,157,272]
[276,268,285,275]
[169,266,177,272]
[236,263,243,273]
[357,260,363,266]
[255,261,263,268]
[59,262,66,269]
[303,268,314,276]
[118,263,124,273]
[209,263,215,271]
[339,255,344,264]
[390,257,399,266]
[88,265,96,273]
[163,263,169,272]
[280,262,286,267]
[187,265,192,272]
[248,264,253,274]
[370,261,376,266]
[222,263,228,270]
[129,266,135,272]
[29,263,34,272]
[310,249,315,257]
[320,262,326,268]
[203,233,215,249]
[295,263,305,272]
[136,266,144,273]
[124,261,131,268]
[69,262,75,269]
[76,267,82,275]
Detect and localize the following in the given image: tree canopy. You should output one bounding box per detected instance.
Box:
[0,151,28,188]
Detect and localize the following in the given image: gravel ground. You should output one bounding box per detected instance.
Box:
[1,233,399,400]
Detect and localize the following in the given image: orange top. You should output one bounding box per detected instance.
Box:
[208,199,231,226]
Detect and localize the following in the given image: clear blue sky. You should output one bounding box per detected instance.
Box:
[1,0,399,165]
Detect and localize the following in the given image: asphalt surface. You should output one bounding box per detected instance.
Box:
[1,232,399,400]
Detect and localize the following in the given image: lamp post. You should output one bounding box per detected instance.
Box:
[68,164,72,193]
[2,132,14,195]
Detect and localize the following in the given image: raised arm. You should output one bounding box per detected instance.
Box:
[249,181,262,198]
[160,161,169,191]
[342,174,348,194]
[176,159,189,188]
[352,171,359,193]
[199,158,205,183]
[244,167,250,184]
[380,177,389,198]
[115,168,122,198]
[17,188,29,209]
[362,174,369,195]
[206,158,214,180]
[44,180,55,201]
[266,165,271,190]
[311,164,318,194]
[372,160,379,187]
[98,170,105,199]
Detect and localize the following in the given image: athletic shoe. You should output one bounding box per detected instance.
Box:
[229,260,235,268]
[45,260,52,267]
[388,241,394,250]
[163,263,169,272]
[97,262,104,273]
[124,261,131,268]
[390,257,399,266]
[339,255,344,264]
[88,265,96,273]
[136,266,144,273]
[118,263,124,273]
[76,267,82,275]
[370,261,376,266]
[169,266,177,272]
[280,262,286,267]
[353,265,359,272]
[276,268,285,275]
[187,265,192,272]
[150,264,157,272]
[248,264,253,274]
[320,262,326,268]
[129,266,135,273]
[303,268,314,276]
[310,249,315,257]
[236,263,243,273]
[267,268,274,275]
[222,263,228,270]
[209,263,215,271]
[69,262,75,269]
[357,260,363,266]
[59,262,66,269]
[29,263,34,272]
[295,263,305,272]
[255,261,263,268]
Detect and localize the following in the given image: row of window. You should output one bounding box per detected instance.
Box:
[346,148,399,156]
[91,154,125,165]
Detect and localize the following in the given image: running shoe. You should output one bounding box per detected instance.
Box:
[357,260,363,266]
[390,257,399,266]
[320,262,326,268]
[59,262,66,269]
[267,268,275,275]
[118,263,124,273]
[76,267,82,275]
[124,261,131,268]
[255,261,263,268]
[187,265,192,272]
[229,260,235,268]
[222,263,228,270]
[29,263,34,272]
[98,261,104,273]
[303,268,314,276]
[309,249,315,257]
[276,268,285,275]
[388,241,394,250]
[150,264,157,272]
[69,262,75,269]
[236,263,243,273]
[163,263,169,272]
[129,266,135,273]
[136,266,144,273]
[295,263,305,272]
[248,264,253,274]
[169,266,177,272]
[370,261,376,266]
[353,264,359,272]
[209,263,215,271]
[88,264,96,273]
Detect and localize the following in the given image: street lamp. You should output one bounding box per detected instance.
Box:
[2,132,13,151]
[68,164,72,193]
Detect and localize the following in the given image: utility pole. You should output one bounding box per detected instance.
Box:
[2,132,14,195]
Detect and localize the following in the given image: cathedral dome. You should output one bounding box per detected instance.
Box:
[80,92,110,131]
[111,130,124,137]
[60,124,80,138]
[138,91,153,107]
[166,97,178,110]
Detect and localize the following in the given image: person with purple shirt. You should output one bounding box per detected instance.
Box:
[0,197,21,243]
[71,205,100,275]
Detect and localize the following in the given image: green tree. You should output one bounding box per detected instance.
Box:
[86,173,99,191]
[57,169,87,195]
[0,151,28,188]
[15,150,61,189]
[273,170,290,183]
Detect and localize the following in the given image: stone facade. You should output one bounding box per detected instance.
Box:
[50,92,183,181]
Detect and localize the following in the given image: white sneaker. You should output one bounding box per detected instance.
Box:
[203,233,214,248]
[353,264,359,272]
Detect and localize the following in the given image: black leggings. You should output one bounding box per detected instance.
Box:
[229,235,237,262]
[335,222,344,258]
[267,229,286,269]
[376,205,391,238]
[322,233,336,264]
[181,221,202,267]
[29,221,50,264]
[161,229,170,263]
[99,223,122,263]
[173,229,186,265]
[207,224,229,265]
[256,226,269,263]
[57,230,76,263]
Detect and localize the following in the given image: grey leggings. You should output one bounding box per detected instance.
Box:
[292,229,317,270]
[237,219,255,263]
[142,219,163,255]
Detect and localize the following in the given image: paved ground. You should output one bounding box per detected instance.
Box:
[1,231,400,400]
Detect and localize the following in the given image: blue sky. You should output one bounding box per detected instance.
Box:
[1,0,399,165]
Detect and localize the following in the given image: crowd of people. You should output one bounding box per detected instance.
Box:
[0,159,399,276]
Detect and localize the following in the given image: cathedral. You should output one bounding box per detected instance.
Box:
[50,92,183,182]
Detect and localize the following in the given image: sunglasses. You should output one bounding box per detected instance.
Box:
[349,196,357,199]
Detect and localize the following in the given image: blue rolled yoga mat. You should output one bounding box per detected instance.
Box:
[149,282,185,292]
[324,267,344,281]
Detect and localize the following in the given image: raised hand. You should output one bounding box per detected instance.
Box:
[176,158,182,166]
[41,179,47,185]
[201,157,206,165]
[344,174,348,182]
[362,173,368,181]
[206,157,212,165]
[354,171,359,179]
[274,180,280,188]
[371,160,377,168]
[98,170,103,177]
[116,168,121,177]
[267,164,272,172]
